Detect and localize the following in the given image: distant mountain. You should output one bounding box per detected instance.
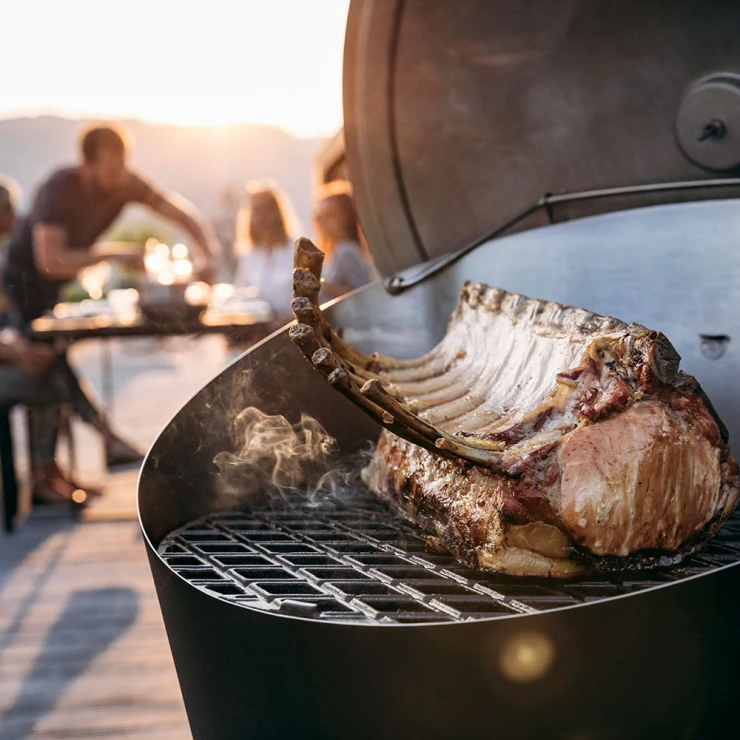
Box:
[0,116,327,250]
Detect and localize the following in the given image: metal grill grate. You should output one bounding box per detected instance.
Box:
[158,493,740,625]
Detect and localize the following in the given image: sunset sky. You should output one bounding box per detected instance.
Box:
[3,0,349,138]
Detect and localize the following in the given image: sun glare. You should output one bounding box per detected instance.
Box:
[1,0,349,138]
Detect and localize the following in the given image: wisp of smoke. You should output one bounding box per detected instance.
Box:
[214,405,373,506]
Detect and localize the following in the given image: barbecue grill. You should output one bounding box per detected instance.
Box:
[139,2,740,737]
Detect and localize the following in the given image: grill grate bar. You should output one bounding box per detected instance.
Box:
[159,493,740,625]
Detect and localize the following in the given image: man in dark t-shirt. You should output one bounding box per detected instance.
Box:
[4,125,221,468]
[5,125,221,322]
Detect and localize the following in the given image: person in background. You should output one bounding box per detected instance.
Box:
[0,175,126,504]
[3,124,222,468]
[314,180,376,300]
[5,124,221,323]
[233,181,301,323]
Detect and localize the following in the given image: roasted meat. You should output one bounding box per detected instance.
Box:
[289,238,740,577]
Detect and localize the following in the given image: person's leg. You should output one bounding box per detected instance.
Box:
[49,354,144,467]
[27,403,61,470]
[0,368,60,470]
[48,353,102,425]
[0,365,90,504]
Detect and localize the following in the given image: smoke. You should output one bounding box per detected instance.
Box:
[214,403,373,506]
[215,407,334,491]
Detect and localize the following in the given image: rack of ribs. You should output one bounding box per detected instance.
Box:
[288,238,740,577]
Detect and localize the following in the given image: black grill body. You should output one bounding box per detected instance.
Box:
[141,200,740,739]
[344,0,740,275]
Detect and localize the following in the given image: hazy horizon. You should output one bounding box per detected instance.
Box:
[0,112,334,142]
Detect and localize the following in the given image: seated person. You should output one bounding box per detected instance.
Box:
[0,174,140,496]
[314,180,377,300]
[233,182,300,323]
[3,125,222,468]
[0,322,105,505]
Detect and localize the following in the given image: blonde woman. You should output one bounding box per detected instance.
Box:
[233,182,301,321]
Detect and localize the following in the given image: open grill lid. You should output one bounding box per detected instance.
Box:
[343,0,740,276]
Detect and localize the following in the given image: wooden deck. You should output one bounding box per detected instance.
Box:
[0,335,238,739]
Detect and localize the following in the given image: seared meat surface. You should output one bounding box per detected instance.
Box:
[289,238,740,577]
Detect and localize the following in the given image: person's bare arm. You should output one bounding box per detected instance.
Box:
[33,224,106,280]
[33,225,143,280]
[89,241,143,258]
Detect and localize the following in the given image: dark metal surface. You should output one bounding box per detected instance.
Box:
[140,200,740,738]
[345,0,740,275]
[158,494,740,625]
[343,0,426,276]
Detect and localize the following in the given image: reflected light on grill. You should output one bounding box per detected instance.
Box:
[499,631,555,682]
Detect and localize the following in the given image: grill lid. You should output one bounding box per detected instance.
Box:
[344,0,740,275]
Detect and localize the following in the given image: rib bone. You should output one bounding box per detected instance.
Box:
[289,239,503,459]
[294,236,324,280]
[361,379,504,466]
